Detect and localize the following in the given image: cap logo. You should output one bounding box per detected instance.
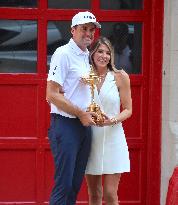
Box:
[71,11,101,28]
[84,16,96,19]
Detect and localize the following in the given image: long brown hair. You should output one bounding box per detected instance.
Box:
[89,36,117,72]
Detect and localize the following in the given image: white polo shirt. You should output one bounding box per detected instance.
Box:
[47,38,91,118]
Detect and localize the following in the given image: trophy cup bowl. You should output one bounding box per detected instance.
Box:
[81,66,105,124]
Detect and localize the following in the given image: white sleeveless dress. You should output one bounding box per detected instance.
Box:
[85,71,130,175]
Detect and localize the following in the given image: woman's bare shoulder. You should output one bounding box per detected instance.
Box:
[114,70,130,85]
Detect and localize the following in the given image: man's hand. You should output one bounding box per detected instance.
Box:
[77,111,97,127]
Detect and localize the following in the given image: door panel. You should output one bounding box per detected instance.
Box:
[0,85,38,137]
[0,0,163,204]
[0,150,36,201]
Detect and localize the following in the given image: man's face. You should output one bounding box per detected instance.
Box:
[71,23,96,51]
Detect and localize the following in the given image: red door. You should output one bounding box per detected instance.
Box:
[0,0,163,204]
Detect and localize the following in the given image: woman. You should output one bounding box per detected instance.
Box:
[85,37,132,205]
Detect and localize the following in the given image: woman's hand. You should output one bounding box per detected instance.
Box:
[102,117,117,126]
[95,113,119,127]
[96,113,114,127]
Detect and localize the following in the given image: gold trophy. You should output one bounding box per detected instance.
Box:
[81,65,105,124]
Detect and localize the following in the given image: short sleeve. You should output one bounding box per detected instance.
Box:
[47,48,69,86]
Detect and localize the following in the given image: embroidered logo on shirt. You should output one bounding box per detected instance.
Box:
[53,66,57,75]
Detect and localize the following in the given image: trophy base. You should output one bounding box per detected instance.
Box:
[87,103,105,124]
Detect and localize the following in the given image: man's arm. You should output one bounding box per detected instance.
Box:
[46,80,95,126]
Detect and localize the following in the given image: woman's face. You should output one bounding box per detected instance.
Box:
[93,43,111,69]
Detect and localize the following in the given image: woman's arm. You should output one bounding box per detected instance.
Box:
[98,70,132,127]
[114,70,132,123]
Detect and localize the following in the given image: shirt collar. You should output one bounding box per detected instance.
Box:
[69,38,89,56]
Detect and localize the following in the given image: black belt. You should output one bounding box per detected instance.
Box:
[50,113,78,120]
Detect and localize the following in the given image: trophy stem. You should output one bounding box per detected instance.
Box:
[90,84,95,104]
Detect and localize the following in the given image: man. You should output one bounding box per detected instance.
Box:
[46,11,101,205]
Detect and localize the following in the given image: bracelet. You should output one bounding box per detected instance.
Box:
[111,117,119,126]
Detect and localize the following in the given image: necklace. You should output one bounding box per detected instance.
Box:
[95,71,108,91]
[99,73,106,78]
[98,72,108,81]
[95,71,108,94]
[96,69,108,78]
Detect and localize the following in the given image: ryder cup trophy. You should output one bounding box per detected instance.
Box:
[81,65,105,124]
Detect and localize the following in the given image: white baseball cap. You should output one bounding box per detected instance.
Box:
[71,11,101,28]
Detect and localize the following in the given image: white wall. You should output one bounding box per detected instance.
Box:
[161,0,178,204]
